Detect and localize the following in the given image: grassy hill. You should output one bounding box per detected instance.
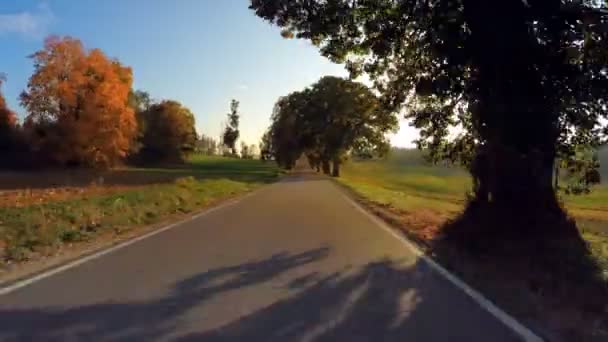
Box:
[384,145,608,183]
[344,146,608,231]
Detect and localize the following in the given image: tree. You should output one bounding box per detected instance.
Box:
[259,131,273,161]
[250,0,608,232]
[139,100,197,163]
[20,36,137,168]
[306,76,397,177]
[128,89,154,154]
[0,75,23,168]
[249,144,258,158]
[267,77,397,175]
[240,141,250,159]
[267,92,310,169]
[0,76,17,129]
[128,90,153,114]
[197,134,218,155]
[222,99,240,155]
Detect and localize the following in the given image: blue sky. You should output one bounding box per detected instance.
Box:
[0,0,416,147]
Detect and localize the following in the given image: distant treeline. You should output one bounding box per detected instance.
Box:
[0,36,254,170]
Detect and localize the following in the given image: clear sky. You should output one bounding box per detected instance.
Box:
[0,0,417,147]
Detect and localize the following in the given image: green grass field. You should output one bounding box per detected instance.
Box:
[339,148,608,273]
[0,156,280,263]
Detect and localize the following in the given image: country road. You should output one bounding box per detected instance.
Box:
[0,172,526,341]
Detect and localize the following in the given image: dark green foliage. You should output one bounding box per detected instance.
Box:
[266,76,397,175]
[600,146,608,181]
[0,76,32,169]
[259,131,273,161]
[250,0,608,224]
[128,89,154,155]
[138,100,197,163]
[223,99,240,155]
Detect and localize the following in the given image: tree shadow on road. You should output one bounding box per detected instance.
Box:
[431,199,608,341]
[0,247,519,341]
[0,248,328,341]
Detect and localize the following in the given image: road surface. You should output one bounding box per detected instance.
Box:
[0,172,524,341]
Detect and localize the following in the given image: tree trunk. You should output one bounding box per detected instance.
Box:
[554,162,560,190]
[472,142,561,215]
[322,160,331,175]
[331,158,340,177]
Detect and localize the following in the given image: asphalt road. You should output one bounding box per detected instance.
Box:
[0,172,524,342]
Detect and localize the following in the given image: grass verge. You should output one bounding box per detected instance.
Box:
[338,156,608,341]
[0,156,280,272]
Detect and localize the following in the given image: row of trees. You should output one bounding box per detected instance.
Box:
[262,76,397,177]
[250,0,608,234]
[197,133,258,159]
[192,99,256,159]
[0,36,204,168]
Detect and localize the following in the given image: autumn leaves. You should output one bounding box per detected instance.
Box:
[19,36,136,167]
[1,36,196,169]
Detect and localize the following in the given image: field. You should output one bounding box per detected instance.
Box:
[0,156,280,265]
[339,148,608,340]
[340,148,608,244]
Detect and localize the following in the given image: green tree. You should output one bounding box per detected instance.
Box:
[197,134,218,155]
[250,0,608,231]
[267,92,310,169]
[259,131,273,161]
[240,141,251,159]
[128,89,154,154]
[128,90,152,114]
[267,77,397,175]
[139,100,197,163]
[249,144,258,159]
[307,76,397,177]
[222,99,240,155]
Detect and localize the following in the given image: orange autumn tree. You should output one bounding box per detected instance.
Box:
[0,75,20,164]
[0,75,17,128]
[21,36,137,168]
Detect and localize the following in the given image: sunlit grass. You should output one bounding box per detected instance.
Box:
[0,156,280,263]
[339,154,608,271]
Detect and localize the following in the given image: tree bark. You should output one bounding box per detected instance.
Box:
[472,143,560,214]
[331,158,340,177]
[322,160,331,175]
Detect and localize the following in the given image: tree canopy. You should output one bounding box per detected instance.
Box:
[268,76,397,176]
[0,76,22,167]
[222,99,241,155]
[20,36,137,168]
[250,0,608,213]
[139,100,197,163]
[0,76,17,129]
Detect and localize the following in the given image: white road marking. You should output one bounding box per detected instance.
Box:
[340,193,544,342]
[0,194,252,296]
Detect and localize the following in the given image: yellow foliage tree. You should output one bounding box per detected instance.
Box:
[21,36,137,168]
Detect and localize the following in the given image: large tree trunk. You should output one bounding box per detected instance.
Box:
[461,0,568,236]
[322,160,331,175]
[331,158,340,177]
[467,141,568,238]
